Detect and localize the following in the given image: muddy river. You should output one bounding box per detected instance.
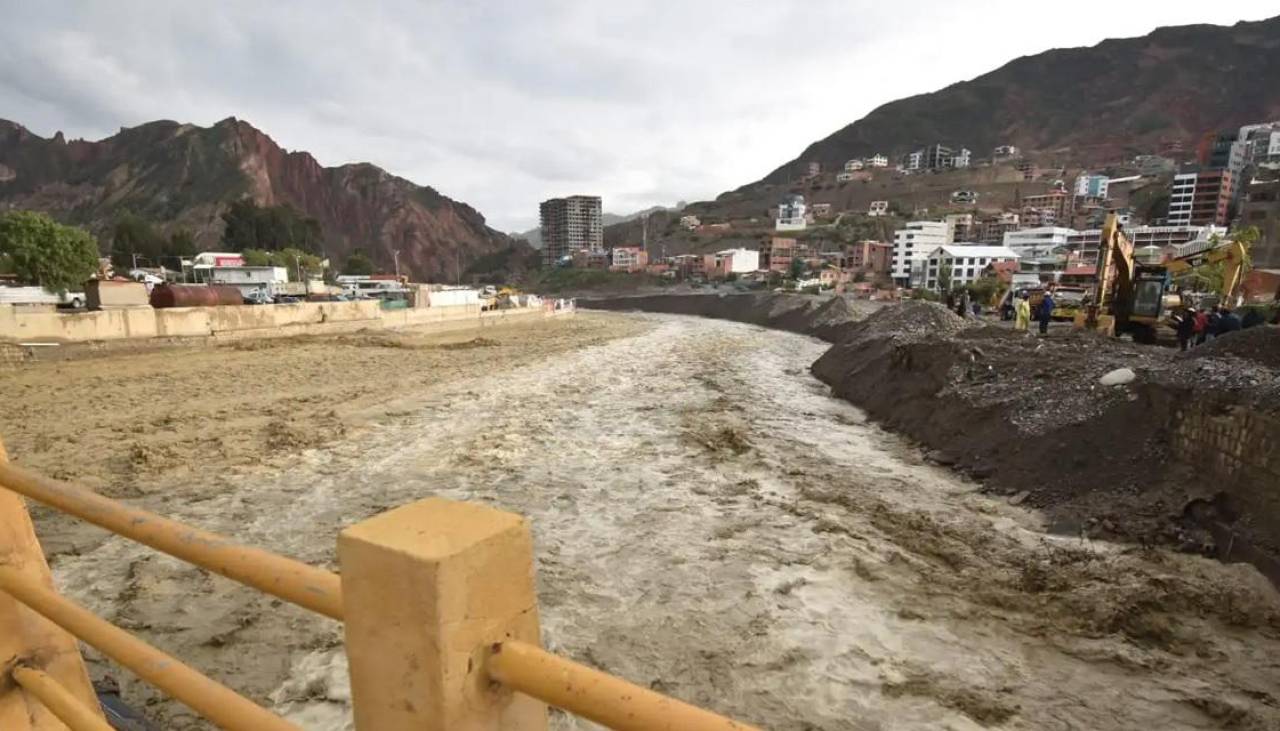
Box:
[41,313,1280,729]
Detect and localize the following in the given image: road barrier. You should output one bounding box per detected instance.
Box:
[0,436,758,730]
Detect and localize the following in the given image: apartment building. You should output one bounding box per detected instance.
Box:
[865,154,889,168]
[1022,191,1073,222]
[540,195,603,266]
[891,221,950,286]
[944,213,974,243]
[1241,179,1280,268]
[1169,170,1233,227]
[843,240,893,278]
[1002,227,1075,259]
[761,237,800,273]
[610,246,648,272]
[868,200,890,217]
[977,213,1020,245]
[1064,224,1225,264]
[1074,173,1109,199]
[775,195,807,231]
[922,245,1019,291]
[709,248,760,277]
[844,159,864,171]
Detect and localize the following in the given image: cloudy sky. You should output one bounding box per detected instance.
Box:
[2,2,1277,230]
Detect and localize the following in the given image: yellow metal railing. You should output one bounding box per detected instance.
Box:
[0,438,759,731]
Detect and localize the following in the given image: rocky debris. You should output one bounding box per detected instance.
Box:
[1186,325,1280,368]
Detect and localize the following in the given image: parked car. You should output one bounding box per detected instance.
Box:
[273,295,301,304]
[243,289,273,305]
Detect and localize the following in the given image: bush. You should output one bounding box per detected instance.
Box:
[0,211,100,293]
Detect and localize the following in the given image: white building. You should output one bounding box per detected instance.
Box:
[713,248,760,274]
[1168,173,1197,226]
[843,159,864,171]
[993,145,1019,158]
[923,245,1019,290]
[868,200,890,217]
[865,154,889,168]
[836,172,858,182]
[775,195,807,231]
[679,214,701,230]
[1002,227,1076,259]
[952,148,972,168]
[901,151,923,171]
[208,266,289,297]
[891,221,950,286]
[1074,173,1109,199]
[1066,224,1227,263]
[611,246,645,270]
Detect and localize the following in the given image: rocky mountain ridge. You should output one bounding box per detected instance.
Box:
[0,117,522,279]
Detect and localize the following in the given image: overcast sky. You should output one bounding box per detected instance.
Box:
[1,2,1277,231]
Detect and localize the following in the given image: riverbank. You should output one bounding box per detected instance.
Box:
[585,293,1280,584]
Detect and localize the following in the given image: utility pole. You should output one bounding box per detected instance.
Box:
[295,254,302,284]
[393,249,402,280]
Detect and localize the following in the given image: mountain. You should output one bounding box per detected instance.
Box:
[515,203,684,249]
[757,15,1280,185]
[0,117,524,279]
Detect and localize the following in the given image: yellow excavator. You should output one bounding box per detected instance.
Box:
[1075,213,1247,343]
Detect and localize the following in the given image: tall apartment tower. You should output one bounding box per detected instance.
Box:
[540,195,603,266]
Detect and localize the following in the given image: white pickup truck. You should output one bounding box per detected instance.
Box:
[0,286,86,309]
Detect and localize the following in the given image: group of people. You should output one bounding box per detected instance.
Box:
[1012,291,1055,335]
[1174,304,1263,351]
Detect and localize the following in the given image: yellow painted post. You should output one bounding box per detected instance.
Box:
[338,497,548,731]
[0,437,105,730]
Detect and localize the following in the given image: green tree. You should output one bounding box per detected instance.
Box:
[0,211,100,293]
[789,257,806,280]
[343,250,376,276]
[169,229,197,258]
[936,262,953,294]
[966,275,1002,305]
[221,199,324,253]
[111,211,165,268]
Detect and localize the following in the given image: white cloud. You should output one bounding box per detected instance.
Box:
[0,0,1276,230]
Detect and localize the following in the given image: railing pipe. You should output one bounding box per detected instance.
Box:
[10,666,114,731]
[0,567,302,731]
[488,640,760,731]
[0,461,343,620]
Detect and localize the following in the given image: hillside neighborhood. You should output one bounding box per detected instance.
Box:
[543,119,1280,311]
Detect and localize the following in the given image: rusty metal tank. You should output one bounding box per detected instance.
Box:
[149,284,245,308]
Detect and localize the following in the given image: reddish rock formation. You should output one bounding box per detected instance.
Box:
[0,117,525,279]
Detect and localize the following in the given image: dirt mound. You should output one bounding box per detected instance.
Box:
[837,300,972,344]
[1188,326,1280,367]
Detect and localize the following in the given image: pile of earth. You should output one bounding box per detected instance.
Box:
[1186,325,1280,368]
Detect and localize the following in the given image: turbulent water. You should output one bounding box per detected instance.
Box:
[52,313,1280,730]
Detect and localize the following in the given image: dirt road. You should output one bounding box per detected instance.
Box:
[5,313,1279,730]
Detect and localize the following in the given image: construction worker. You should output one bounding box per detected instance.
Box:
[1014,295,1031,331]
[1176,307,1196,351]
[1038,290,1056,335]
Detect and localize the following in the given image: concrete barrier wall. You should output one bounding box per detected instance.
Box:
[0,301,564,344]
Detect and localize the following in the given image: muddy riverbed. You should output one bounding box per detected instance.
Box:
[7,312,1280,730]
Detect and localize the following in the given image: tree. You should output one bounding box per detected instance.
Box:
[111,211,165,268]
[966,275,1002,305]
[241,247,324,281]
[936,262,953,294]
[789,257,806,280]
[221,199,324,253]
[343,250,376,276]
[0,211,100,293]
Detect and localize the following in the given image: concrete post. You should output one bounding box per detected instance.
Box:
[338,497,548,731]
[0,438,104,729]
